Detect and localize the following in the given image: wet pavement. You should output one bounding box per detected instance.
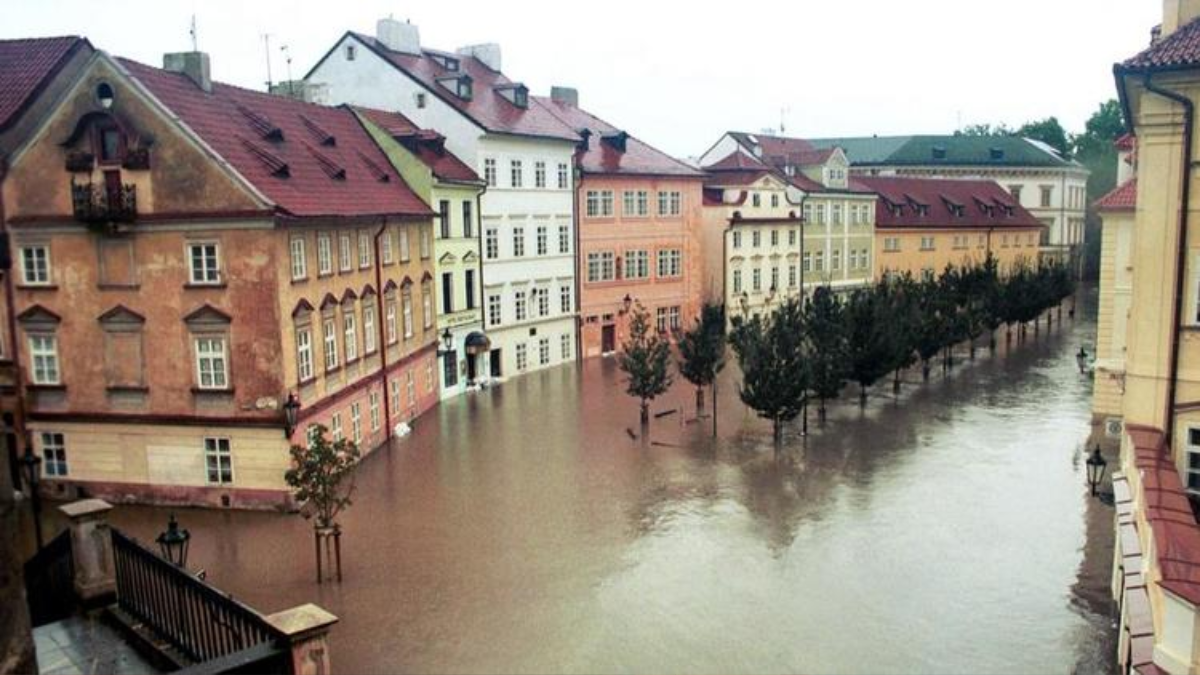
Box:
[22,290,1115,674]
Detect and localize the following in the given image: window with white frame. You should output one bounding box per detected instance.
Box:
[399,229,411,261]
[41,432,67,477]
[849,249,860,270]
[1186,428,1200,493]
[539,337,550,365]
[732,231,742,249]
[358,231,371,268]
[513,227,525,257]
[390,377,400,414]
[204,437,233,484]
[656,249,681,278]
[803,252,812,273]
[369,390,381,432]
[484,158,497,187]
[560,285,571,313]
[403,288,414,338]
[535,161,546,188]
[752,231,761,248]
[485,228,499,259]
[771,230,779,247]
[338,233,352,271]
[771,266,779,291]
[587,252,615,283]
[656,306,680,333]
[601,191,614,216]
[752,268,761,291]
[623,191,636,216]
[884,237,900,252]
[331,413,343,441]
[537,226,548,255]
[188,242,221,284]
[350,402,362,445]
[406,370,415,405]
[381,229,394,264]
[561,333,571,360]
[626,250,649,280]
[752,193,761,208]
[832,248,842,271]
[386,298,398,344]
[488,293,502,326]
[516,343,527,371]
[788,265,797,287]
[296,326,314,382]
[194,337,228,389]
[732,269,742,294]
[657,191,681,216]
[510,160,523,188]
[771,193,780,208]
[323,317,339,370]
[558,224,570,254]
[20,245,51,285]
[422,281,433,329]
[419,228,431,259]
[515,290,527,321]
[557,163,569,189]
[344,309,358,362]
[315,234,332,275]
[363,304,377,354]
[290,237,307,280]
[860,249,870,270]
[28,334,59,385]
[586,191,601,217]
[537,288,550,316]
[815,251,825,272]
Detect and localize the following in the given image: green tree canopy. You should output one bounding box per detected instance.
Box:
[677,303,726,417]
[285,424,361,529]
[730,297,810,446]
[619,302,674,426]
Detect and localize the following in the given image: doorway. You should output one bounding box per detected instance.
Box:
[601,324,616,355]
[467,354,478,383]
[490,348,502,378]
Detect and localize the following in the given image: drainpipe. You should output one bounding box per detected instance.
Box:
[0,158,27,467]
[572,163,583,365]
[1141,74,1194,449]
[475,183,487,378]
[373,217,391,441]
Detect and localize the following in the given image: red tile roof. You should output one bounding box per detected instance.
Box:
[855,176,1042,230]
[349,34,578,142]
[119,58,432,220]
[0,36,88,132]
[535,97,703,178]
[1123,18,1200,71]
[1096,179,1137,212]
[354,106,481,184]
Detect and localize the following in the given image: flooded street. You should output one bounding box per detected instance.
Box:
[26,291,1114,674]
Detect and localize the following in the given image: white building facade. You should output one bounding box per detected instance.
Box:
[305,20,580,380]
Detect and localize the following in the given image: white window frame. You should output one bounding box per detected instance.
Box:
[403,289,414,339]
[20,245,51,286]
[350,402,362,445]
[194,336,229,390]
[344,310,358,362]
[296,326,314,382]
[204,437,233,485]
[358,231,371,269]
[317,233,333,274]
[323,318,340,370]
[28,334,60,385]
[338,233,353,272]
[363,304,377,354]
[187,242,221,285]
[488,293,502,327]
[290,237,308,280]
[41,432,67,477]
[369,390,381,432]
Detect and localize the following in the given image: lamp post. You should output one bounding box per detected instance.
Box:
[1076,346,1089,375]
[283,392,300,439]
[20,445,43,550]
[1086,445,1108,497]
[621,294,632,315]
[437,328,453,355]
[156,514,191,567]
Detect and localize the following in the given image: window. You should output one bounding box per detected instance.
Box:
[587,191,600,217]
[656,249,681,278]
[422,281,433,328]
[626,250,649,279]
[535,161,546,188]
[1186,428,1200,493]
[390,378,400,414]
[358,231,371,268]
[188,243,221,284]
[1001,234,1010,248]
[510,160,523,188]
[484,158,497,187]
[732,231,742,249]
[1009,185,1023,203]
[732,269,742,294]
[363,305,377,354]
[369,391,381,432]
[601,191,614,216]
[380,228,393,265]
[788,265,797,288]
[515,290,527,321]
[442,272,454,315]
[462,201,474,238]
[771,230,779,247]
[345,44,357,61]
[802,253,812,273]
[350,402,362,445]
[386,299,398,344]
[752,268,762,291]
[20,245,51,285]
[771,266,779,291]
[623,191,636,216]
[812,204,825,225]
[426,361,435,393]
[296,326,314,382]
[560,285,571,313]
[406,370,416,405]
[883,237,900,252]
[485,228,499,259]
[656,306,680,333]
[860,250,870,270]
[204,437,233,484]
[832,204,843,226]
[1040,185,1053,208]
[488,294,502,326]
[752,193,762,208]
[323,318,339,369]
[752,230,761,248]
[849,249,859,270]
[344,311,358,362]
[290,237,307,280]
[815,251,824,271]
[419,228,431,259]
[338,233,352,272]
[587,251,615,283]
[516,343,528,371]
[398,229,411,262]
[561,333,571,360]
[513,227,525,257]
[444,349,458,387]
[657,191,682,216]
[403,288,414,338]
[537,288,550,316]
[330,413,343,441]
[771,193,780,208]
[557,163,569,189]
[537,226,548,255]
[439,200,452,239]
[465,270,476,310]
[539,337,550,365]
[789,229,797,246]
[194,337,228,389]
[832,249,841,271]
[558,224,570,254]
[415,92,427,109]
[41,432,67,477]
[850,205,860,225]
[317,233,333,274]
[803,203,813,223]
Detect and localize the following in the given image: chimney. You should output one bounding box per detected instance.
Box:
[163,52,211,93]
[377,17,421,55]
[1163,0,1200,36]
[456,43,501,71]
[551,86,578,107]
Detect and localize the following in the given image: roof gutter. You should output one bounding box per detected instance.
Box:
[1139,73,1194,449]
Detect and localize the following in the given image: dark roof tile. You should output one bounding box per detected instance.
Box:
[856,176,1042,230]
[0,36,87,131]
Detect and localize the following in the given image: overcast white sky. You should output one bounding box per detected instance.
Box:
[4,0,1160,158]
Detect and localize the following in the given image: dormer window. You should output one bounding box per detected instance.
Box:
[932,146,947,160]
[496,84,529,109]
[601,131,628,153]
[430,54,460,71]
[989,147,1005,161]
[438,75,473,101]
[95,120,126,165]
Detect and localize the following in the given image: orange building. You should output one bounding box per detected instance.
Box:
[540,89,705,356]
[1,49,438,508]
[855,176,1044,279]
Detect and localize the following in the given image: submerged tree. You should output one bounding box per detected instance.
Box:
[805,286,848,421]
[845,287,895,406]
[677,303,726,435]
[619,302,673,428]
[730,297,810,447]
[286,424,361,583]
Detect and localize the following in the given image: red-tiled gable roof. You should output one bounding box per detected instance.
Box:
[0,36,88,131]
[350,34,578,142]
[1122,17,1200,71]
[787,173,825,192]
[1096,178,1137,212]
[119,58,432,220]
[535,96,702,178]
[706,151,769,172]
[856,176,1041,230]
[728,132,837,167]
[355,106,480,183]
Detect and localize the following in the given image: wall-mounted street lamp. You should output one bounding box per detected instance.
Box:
[739,291,749,314]
[438,328,454,355]
[157,514,191,568]
[283,392,301,438]
[1086,445,1108,497]
[621,294,633,315]
[1076,346,1089,375]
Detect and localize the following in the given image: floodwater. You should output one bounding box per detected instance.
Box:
[25,289,1115,674]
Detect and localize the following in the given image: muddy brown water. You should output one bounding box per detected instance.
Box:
[22,291,1116,674]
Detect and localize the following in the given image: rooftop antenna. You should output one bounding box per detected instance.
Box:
[189,14,198,52]
[262,33,273,91]
[280,44,294,96]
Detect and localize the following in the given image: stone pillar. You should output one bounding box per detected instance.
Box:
[58,499,115,607]
[267,603,338,675]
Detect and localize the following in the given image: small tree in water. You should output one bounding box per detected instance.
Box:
[730,297,810,447]
[677,303,726,423]
[619,302,674,427]
[286,424,360,582]
[804,287,847,422]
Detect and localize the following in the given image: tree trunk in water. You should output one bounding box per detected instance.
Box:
[696,387,705,415]
[640,402,649,428]
[819,399,827,423]
[893,369,901,393]
[773,418,783,448]
[711,379,718,439]
[802,399,808,436]
[922,361,931,381]
[859,384,868,407]
[989,331,997,352]
[947,346,954,369]
[1006,327,1012,346]
[1034,316,1040,336]
[969,340,976,360]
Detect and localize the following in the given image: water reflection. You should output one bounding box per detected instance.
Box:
[21,293,1112,674]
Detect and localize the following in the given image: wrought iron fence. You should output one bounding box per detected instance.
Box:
[70,182,137,224]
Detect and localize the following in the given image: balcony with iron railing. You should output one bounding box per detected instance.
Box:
[71,181,137,225]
